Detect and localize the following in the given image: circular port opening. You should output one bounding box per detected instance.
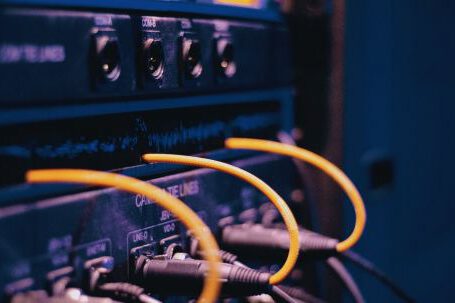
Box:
[97,36,121,82]
[144,39,164,80]
[183,39,203,79]
[218,39,236,78]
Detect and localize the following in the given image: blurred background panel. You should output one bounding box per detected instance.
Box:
[344,0,455,302]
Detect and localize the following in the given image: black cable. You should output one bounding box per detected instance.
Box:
[277,286,325,303]
[96,282,162,303]
[270,285,305,303]
[342,250,415,303]
[326,257,365,303]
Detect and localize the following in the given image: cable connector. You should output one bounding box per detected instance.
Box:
[222,224,338,254]
[189,237,239,265]
[298,228,339,252]
[134,254,271,297]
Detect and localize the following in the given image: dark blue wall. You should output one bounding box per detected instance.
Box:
[344,1,455,302]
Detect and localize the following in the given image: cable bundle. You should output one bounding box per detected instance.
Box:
[23,136,413,303]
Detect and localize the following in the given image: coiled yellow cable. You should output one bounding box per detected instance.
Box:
[26,169,221,303]
[142,154,299,285]
[224,138,366,253]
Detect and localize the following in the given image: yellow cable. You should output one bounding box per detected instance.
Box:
[224,138,366,253]
[26,169,221,303]
[142,154,299,285]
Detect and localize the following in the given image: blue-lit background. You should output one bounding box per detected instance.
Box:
[344,0,455,302]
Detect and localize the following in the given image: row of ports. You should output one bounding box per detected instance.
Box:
[4,207,281,301]
[94,33,235,84]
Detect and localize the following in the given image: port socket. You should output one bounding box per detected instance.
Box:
[182,38,203,79]
[94,35,121,82]
[143,38,164,80]
[217,38,236,78]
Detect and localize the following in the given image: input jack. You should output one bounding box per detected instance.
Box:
[182,38,203,79]
[94,35,121,82]
[217,38,236,78]
[143,38,164,80]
